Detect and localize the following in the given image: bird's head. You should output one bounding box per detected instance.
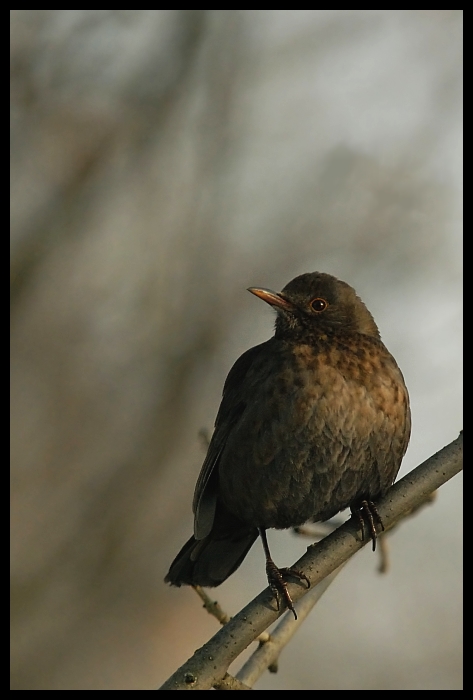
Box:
[248,272,380,342]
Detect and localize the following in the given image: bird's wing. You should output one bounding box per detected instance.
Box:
[193,341,271,540]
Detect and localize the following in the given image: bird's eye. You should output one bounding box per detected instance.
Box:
[310,298,328,312]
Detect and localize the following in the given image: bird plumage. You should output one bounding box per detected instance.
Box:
[165,272,410,598]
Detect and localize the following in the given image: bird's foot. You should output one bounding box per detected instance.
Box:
[351,499,385,551]
[265,560,310,620]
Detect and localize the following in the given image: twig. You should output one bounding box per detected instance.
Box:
[213,674,252,690]
[192,585,271,644]
[193,586,232,626]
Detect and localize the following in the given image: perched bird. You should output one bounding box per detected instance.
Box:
[165,272,411,617]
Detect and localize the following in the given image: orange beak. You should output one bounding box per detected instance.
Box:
[247,287,294,312]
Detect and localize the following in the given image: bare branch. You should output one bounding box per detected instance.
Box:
[213,674,252,690]
[158,432,462,690]
[192,586,232,626]
[235,566,343,687]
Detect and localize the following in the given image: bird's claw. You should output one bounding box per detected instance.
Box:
[351,499,385,551]
[265,561,310,620]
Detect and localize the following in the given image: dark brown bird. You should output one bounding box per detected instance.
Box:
[165,272,411,617]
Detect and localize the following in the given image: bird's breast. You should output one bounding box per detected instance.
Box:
[218,337,410,529]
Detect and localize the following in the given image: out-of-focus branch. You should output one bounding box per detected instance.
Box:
[158,432,463,690]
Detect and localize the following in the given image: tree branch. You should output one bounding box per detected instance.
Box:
[235,566,343,686]
[158,432,463,690]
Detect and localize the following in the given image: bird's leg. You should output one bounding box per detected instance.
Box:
[350,499,385,551]
[258,528,310,620]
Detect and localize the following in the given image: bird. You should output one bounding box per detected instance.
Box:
[165,272,411,618]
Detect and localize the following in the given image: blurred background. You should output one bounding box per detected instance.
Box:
[10,10,462,690]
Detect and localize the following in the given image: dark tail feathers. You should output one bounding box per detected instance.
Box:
[165,524,258,588]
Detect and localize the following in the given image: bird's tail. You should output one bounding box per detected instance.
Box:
[165,520,258,588]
